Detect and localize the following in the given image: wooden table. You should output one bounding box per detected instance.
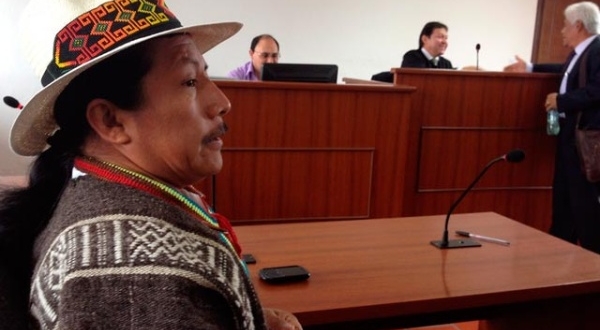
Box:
[235,213,600,329]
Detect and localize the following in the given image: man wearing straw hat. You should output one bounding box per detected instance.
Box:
[0,1,301,329]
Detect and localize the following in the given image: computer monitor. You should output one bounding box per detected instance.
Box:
[261,63,338,83]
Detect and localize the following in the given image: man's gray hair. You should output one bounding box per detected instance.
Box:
[565,1,600,34]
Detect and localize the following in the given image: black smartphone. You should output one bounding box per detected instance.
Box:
[242,253,256,264]
[259,265,310,284]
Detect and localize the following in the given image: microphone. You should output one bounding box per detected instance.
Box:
[431,149,525,249]
[3,96,23,110]
[475,43,481,70]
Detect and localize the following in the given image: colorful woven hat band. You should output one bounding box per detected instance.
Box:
[41,0,182,87]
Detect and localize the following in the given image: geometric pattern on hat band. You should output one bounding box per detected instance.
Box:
[41,0,182,86]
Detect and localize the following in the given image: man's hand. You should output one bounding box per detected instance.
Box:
[263,308,303,330]
[545,92,558,111]
[503,55,527,72]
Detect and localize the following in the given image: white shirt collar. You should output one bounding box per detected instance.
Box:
[420,48,436,61]
[574,35,598,56]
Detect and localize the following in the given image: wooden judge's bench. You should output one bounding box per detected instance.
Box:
[392,68,558,231]
[201,69,559,232]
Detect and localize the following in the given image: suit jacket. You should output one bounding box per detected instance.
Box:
[401,49,453,69]
[534,36,600,137]
[371,71,394,82]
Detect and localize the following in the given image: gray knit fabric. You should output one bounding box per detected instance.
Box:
[29,175,266,329]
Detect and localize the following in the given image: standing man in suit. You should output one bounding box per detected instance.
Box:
[401,21,454,69]
[505,1,600,254]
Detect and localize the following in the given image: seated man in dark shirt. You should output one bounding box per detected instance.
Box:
[401,21,453,69]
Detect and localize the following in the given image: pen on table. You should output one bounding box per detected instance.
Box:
[455,230,511,246]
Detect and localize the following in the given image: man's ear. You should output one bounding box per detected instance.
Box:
[85,99,131,144]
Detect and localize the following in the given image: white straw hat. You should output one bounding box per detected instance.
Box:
[11,0,241,156]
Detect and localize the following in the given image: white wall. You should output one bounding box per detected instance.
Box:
[0,0,538,175]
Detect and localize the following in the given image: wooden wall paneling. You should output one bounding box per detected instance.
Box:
[417,129,551,191]
[533,0,600,63]
[217,149,374,222]
[393,68,559,230]
[201,70,559,232]
[204,81,415,224]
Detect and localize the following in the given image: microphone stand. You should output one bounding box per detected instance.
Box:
[430,155,505,249]
[475,43,481,71]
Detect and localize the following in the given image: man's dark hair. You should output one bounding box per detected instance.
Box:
[250,34,280,51]
[418,21,448,48]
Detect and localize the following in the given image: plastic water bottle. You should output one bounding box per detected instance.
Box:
[547,109,560,135]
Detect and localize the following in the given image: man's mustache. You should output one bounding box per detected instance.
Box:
[202,123,228,144]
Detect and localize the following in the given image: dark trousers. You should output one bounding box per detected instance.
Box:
[550,136,600,254]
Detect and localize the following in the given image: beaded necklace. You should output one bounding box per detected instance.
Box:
[73,157,243,260]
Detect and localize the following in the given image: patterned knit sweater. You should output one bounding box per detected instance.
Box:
[29,175,267,329]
